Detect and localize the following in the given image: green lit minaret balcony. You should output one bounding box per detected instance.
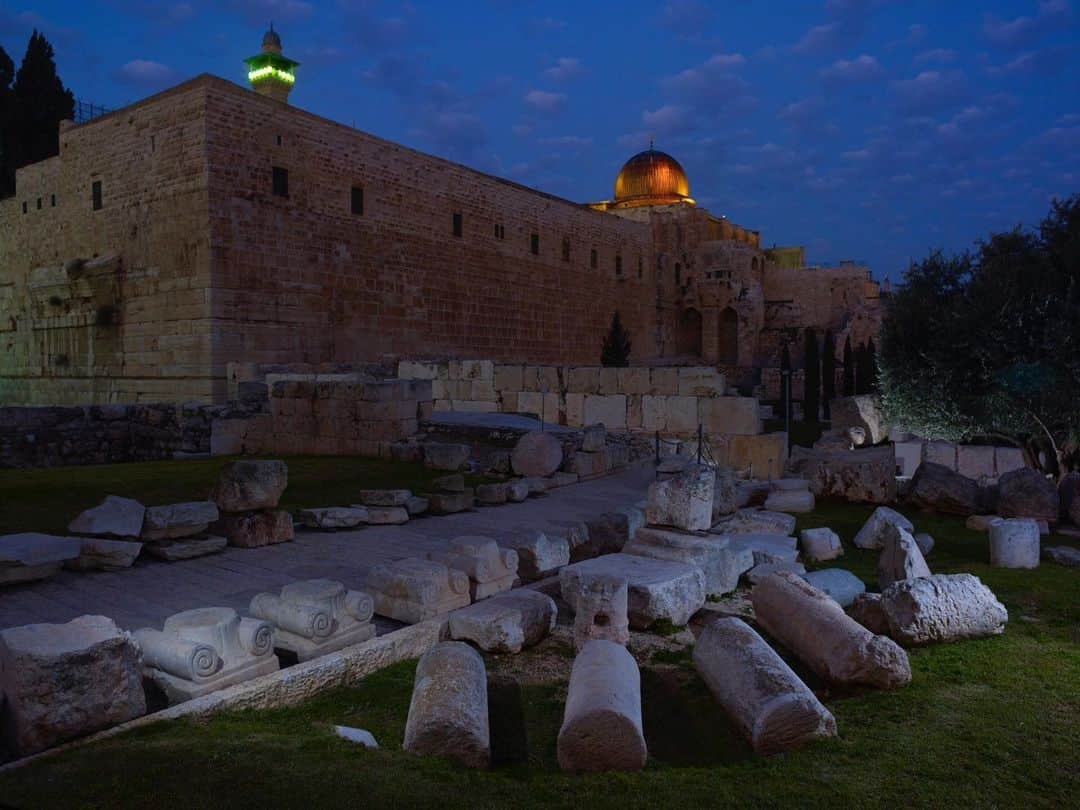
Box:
[244,26,299,104]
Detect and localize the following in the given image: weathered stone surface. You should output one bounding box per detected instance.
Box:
[646,465,716,532]
[752,571,911,689]
[830,395,886,445]
[571,573,630,650]
[878,573,1008,646]
[712,466,740,519]
[366,558,471,623]
[404,642,490,769]
[448,590,556,653]
[475,482,509,505]
[522,476,552,495]
[711,508,796,537]
[144,535,228,561]
[624,526,752,597]
[799,527,843,563]
[853,506,914,550]
[785,445,896,504]
[966,514,1003,531]
[141,501,219,540]
[997,468,1058,522]
[847,592,890,635]
[405,495,429,516]
[0,533,81,585]
[249,579,375,661]
[218,509,294,548]
[502,531,570,581]
[730,533,799,565]
[68,495,145,538]
[764,489,815,513]
[560,554,706,629]
[567,450,607,479]
[429,536,518,600]
[988,518,1040,569]
[746,560,806,585]
[581,423,607,452]
[878,524,932,589]
[577,511,635,561]
[1044,546,1080,567]
[65,537,143,572]
[211,460,288,512]
[693,617,837,756]
[357,489,412,507]
[334,725,379,748]
[551,471,579,487]
[0,615,146,759]
[510,430,563,478]
[423,442,471,472]
[557,640,647,773]
[298,506,368,529]
[365,506,410,525]
[908,462,979,516]
[802,568,866,607]
[914,533,935,556]
[505,479,530,502]
[427,490,474,514]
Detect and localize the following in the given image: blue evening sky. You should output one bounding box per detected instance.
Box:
[3,0,1078,279]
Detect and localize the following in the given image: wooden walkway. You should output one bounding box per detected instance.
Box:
[0,465,653,633]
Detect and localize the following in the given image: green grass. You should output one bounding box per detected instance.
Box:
[1,503,1078,808]
[0,455,497,536]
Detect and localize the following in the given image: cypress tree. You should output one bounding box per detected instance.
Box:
[780,342,792,423]
[600,310,632,366]
[0,45,15,198]
[822,329,836,419]
[842,336,855,396]
[803,327,820,423]
[12,31,74,172]
[865,337,878,393]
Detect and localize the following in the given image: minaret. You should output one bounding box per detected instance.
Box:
[244,25,299,103]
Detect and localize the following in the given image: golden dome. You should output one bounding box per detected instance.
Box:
[613,148,694,208]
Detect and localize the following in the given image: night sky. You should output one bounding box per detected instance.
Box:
[3,1,1079,280]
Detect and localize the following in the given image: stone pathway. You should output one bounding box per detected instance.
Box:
[0,465,653,634]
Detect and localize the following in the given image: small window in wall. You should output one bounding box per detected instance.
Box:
[590,248,598,269]
[530,233,539,255]
[275,134,283,146]
[638,255,643,279]
[92,181,102,211]
[272,166,289,198]
[36,197,42,210]
[150,135,156,152]
[351,185,364,215]
[453,212,463,237]
[494,223,505,239]
[562,237,571,262]
[675,262,682,285]
[21,201,27,214]
[51,194,56,207]
[615,254,623,276]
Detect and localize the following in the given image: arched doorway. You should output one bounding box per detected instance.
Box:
[718,307,739,365]
[677,308,702,356]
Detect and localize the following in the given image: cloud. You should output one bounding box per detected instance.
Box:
[983,0,1071,49]
[891,69,967,114]
[523,16,565,37]
[779,96,825,123]
[642,104,693,136]
[987,46,1072,75]
[659,0,714,35]
[522,89,567,114]
[915,48,956,64]
[661,52,752,108]
[339,2,416,52]
[820,54,883,83]
[543,57,582,81]
[794,22,846,54]
[227,0,312,23]
[540,135,593,148]
[117,59,177,86]
[412,109,487,161]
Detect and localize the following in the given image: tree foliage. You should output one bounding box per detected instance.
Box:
[803,328,820,423]
[879,194,1080,475]
[600,310,632,367]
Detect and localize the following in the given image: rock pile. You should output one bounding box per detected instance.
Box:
[210,460,293,548]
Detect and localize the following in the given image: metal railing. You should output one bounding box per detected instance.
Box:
[73,99,110,124]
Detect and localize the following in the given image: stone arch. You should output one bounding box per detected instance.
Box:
[677,308,702,357]
[718,306,739,365]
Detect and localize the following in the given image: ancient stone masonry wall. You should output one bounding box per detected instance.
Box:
[0,80,215,405]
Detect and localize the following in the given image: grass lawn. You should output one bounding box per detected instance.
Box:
[1,503,1078,808]
[0,455,497,536]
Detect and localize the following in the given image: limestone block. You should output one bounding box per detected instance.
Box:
[626,395,643,429]
[405,495,429,516]
[646,465,716,532]
[506,479,530,502]
[428,536,518,600]
[710,508,796,537]
[764,489,815,513]
[616,367,651,395]
[142,501,219,540]
[1044,546,1080,567]
[915,533,935,555]
[565,392,585,426]
[365,506,410,525]
[523,476,552,495]
[366,558,471,623]
[432,474,465,492]
[575,512,631,561]
[249,579,375,662]
[694,617,837,755]
[423,442,471,472]
[0,615,146,758]
[571,573,630,650]
[471,380,498,402]
[624,526,752,597]
[64,537,143,572]
[641,395,668,432]
[829,395,886,445]
[357,489,412,507]
[847,592,890,635]
[211,460,288,512]
[557,640,647,773]
[494,364,524,392]
[597,367,620,395]
[989,518,1040,568]
[144,536,228,561]
[752,571,911,689]
[68,495,145,538]
[450,360,494,382]
[298,507,368,530]
[799,527,842,563]
[582,423,606,452]
[802,568,866,607]
[957,445,996,481]
[218,510,294,548]
[448,590,557,653]
[511,430,563,477]
[785,446,896,504]
[924,441,957,469]
[135,607,279,705]
[746,561,806,585]
[909,462,979,515]
[997,468,1058,522]
[566,450,607,479]
[583,395,627,430]
[699,397,761,436]
[877,573,1008,646]
[502,530,570,581]
[878,524,932,589]
[678,367,725,397]
[560,553,706,629]
[966,514,1003,531]
[398,360,442,380]
[551,471,579,487]
[649,367,678,395]
[853,506,914,550]
[404,642,490,768]
[994,446,1027,477]
[475,482,509,505]
[427,490,475,514]
[729,533,798,565]
[893,440,923,477]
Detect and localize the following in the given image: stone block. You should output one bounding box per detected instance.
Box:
[297,506,368,530]
[786,446,896,504]
[398,360,442,380]
[581,423,607,452]
[624,526,752,597]
[699,397,761,436]
[988,518,1040,568]
[0,615,146,758]
[511,430,563,477]
[853,506,914,550]
[217,510,294,548]
[68,495,145,538]
[909,462,979,515]
[428,536,518,600]
[211,460,288,512]
[144,536,228,561]
[64,537,143,571]
[570,573,630,650]
[664,396,699,434]
[957,445,996,481]
[995,446,1026,477]
[568,366,600,393]
[729,532,798,565]
[423,442,471,472]
[764,490,815,513]
[502,531,570,581]
[646,465,715,532]
[448,590,556,653]
[616,367,651,395]
[142,501,219,540]
[583,395,627,430]
[746,561,806,585]
[427,490,474,514]
[649,367,678,395]
[450,360,494,382]
[1045,546,1080,567]
[475,482,509,505]
[710,508,796,537]
[877,574,1008,646]
[997,468,1058,522]
[802,568,865,607]
[893,440,923,477]
[565,392,585,426]
[829,396,886,445]
[878,524,932,589]
[365,558,471,623]
[365,506,409,525]
[506,479,530,502]
[924,441,957,469]
[678,366,725,397]
[0,533,81,585]
[249,579,375,662]
[799,527,842,563]
[493,364,524,392]
[405,495,429,516]
[597,367,620,395]
[357,489,412,507]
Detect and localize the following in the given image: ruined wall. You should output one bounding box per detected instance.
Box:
[0,81,214,405]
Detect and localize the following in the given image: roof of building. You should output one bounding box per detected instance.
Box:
[612,148,694,208]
